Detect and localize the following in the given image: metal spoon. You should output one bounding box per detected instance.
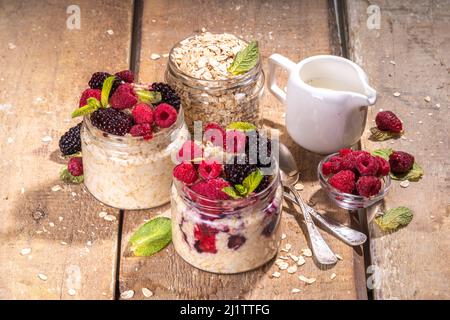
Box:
[278,143,338,265]
[283,191,367,246]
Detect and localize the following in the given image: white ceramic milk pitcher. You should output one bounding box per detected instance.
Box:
[268,54,377,154]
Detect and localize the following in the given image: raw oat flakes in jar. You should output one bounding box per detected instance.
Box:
[165,32,265,131]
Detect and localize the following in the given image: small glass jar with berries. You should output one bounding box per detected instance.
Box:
[68,70,189,210]
[170,122,282,274]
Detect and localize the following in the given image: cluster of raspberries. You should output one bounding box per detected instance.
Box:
[79,70,179,139]
[322,148,390,197]
[172,122,272,201]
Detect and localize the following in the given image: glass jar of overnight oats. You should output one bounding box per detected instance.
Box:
[171,167,282,274]
[81,109,189,210]
[165,33,265,131]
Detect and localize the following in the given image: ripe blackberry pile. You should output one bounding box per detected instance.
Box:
[58,70,182,156]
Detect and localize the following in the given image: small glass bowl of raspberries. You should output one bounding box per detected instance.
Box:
[318,148,391,210]
[170,122,284,274]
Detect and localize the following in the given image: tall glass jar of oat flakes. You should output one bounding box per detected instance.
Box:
[165,33,265,131]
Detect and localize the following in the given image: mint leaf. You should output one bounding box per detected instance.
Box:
[227,41,259,75]
[375,207,413,231]
[242,169,263,194]
[371,148,393,160]
[390,162,424,182]
[222,186,242,199]
[136,90,162,104]
[235,184,248,196]
[59,167,84,184]
[129,217,172,257]
[226,121,257,131]
[63,151,82,159]
[101,75,116,107]
[370,127,402,141]
[71,97,101,118]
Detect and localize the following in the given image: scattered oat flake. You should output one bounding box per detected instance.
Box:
[20,248,31,256]
[7,137,13,143]
[330,273,337,280]
[400,180,410,188]
[151,53,160,60]
[49,222,55,227]
[424,96,431,102]
[68,289,76,296]
[298,275,316,284]
[51,185,62,192]
[162,53,169,58]
[58,216,63,222]
[285,243,292,251]
[294,183,304,191]
[288,253,299,262]
[8,42,16,49]
[278,262,289,270]
[61,241,67,245]
[87,241,92,246]
[272,271,281,278]
[428,113,433,116]
[142,287,154,297]
[38,273,48,281]
[336,254,343,261]
[287,265,298,274]
[42,136,52,142]
[281,233,286,240]
[435,103,440,108]
[120,290,134,299]
[201,27,206,33]
[418,121,423,124]
[393,92,401,97]
[278,255,289,260]
[104,215,116,221]
[21,187,25,194]
[297,256,306,266]
[291,288,301,293]
[280,248,289,253]
[389,60,396,65]
[302,249,312,257]
[107,29,114,35]
[99,211,108,218]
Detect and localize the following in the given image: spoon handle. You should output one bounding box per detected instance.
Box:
[283,192,367,246]
[289,186,338,265]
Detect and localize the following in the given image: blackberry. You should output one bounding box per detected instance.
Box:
[59,122,82,156]
[90,108,133,136]
[151,82,181,111]
[88,72,121,95]
[224,155,257,185]
[255,175,271,193]
[245,130,272,167]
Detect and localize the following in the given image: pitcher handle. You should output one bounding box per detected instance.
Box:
[268,54,296,103]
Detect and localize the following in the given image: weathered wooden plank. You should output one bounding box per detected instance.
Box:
[119,0,367,300]
[0,0,133,299]
[347,0,450,299]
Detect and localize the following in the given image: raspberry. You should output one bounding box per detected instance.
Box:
[129,123,153,140]
[322,161,333,175]
[151,82,181,111]
[356,176,381,197]
[114,70,134,83]
[224,155,257,185]
[204,122,226,147]
[59,122,82,156]
[109,84,137,110]
[339,148,353,157]
[375,111,403,133]
[328,170,356,194]
[225,130,246,153]
[340,153,357,171]
[191,178,230,200]
[198,160,222,180]
[328,156,343,174]
[194,224,218,254]
[389,151,414,173]
[356,153,379,176]
[68,157,83,176]
[227,235,246,250]
[245,130,272,167]
[88,72,120,94]
[154,103,177,128]
[79,88,101,107]
[177,140,203,162]
[132,103,154,124]
[173,162,197,184]
[90,108,133,136]
[375,156,390,176]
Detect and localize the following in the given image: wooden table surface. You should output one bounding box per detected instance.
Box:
[0,0,448,300]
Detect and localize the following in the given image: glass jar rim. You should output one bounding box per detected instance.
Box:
[83,106,185,147]
[174,159,280,214]
[167,33,263,87]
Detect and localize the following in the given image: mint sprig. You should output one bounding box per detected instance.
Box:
[226,121,257,131]
[375,206,413,231]
[136,90,162,104]
[129,217,172,257]
[71,97,101,118]
[222,186,242,199]
[370,148,393,160]
[227,41,259,76]
[60,167,84,184]
[101,75,116,107]
[221,169,264,199]
[370,127,403,141]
